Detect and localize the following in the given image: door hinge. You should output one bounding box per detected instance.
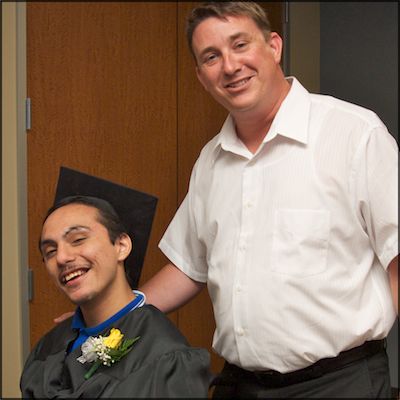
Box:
[28,268,34,301]
[26,98,31,131]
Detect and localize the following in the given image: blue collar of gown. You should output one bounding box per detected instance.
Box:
[68,290,145,353]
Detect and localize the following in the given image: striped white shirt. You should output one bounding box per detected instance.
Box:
[159,77,398,373]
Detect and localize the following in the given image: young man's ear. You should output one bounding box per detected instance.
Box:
[116,233,132,262]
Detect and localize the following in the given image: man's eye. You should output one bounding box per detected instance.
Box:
[44,249,56,259]
[203,53,218,64]
[72,237,86,245]
[235,41,247,49]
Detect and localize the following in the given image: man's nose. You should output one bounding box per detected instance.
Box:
[56,244,75,266]
[222,52,242,75]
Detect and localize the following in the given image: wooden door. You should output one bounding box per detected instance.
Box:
[27,0,179,345]
[27,1,285,376]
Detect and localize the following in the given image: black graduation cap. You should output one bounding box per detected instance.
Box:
[54,166,158,289]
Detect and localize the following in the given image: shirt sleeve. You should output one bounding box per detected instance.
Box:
[110,347,211,398]
[354,123,398,269]
[159,159,208,282]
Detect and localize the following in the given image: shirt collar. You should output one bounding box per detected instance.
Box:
[211,77,311,161]
[267,76,310,145]
[212,114,251,159]
[71,289,146,334]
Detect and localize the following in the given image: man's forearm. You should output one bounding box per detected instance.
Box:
[140,263,205,313]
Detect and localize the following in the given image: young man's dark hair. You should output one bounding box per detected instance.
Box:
[44,195,127,244]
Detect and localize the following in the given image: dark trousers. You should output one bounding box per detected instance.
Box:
[211,343,392,398]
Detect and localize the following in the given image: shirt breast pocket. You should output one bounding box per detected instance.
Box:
[271,209,330,277]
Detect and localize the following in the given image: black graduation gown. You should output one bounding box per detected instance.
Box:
[20,305,211,398]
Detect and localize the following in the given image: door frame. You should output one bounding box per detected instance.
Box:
[2,1,30,397]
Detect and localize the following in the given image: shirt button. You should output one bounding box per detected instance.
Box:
[236,286,241,293]
[237,328,244,336]
[239,244,246,252]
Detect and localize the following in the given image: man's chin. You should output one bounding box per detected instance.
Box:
[222,97,259,114]
[64,290,94,306]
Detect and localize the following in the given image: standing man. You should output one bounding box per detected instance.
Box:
[141,2,398,398]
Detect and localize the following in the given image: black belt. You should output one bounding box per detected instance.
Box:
[212,339,385,389]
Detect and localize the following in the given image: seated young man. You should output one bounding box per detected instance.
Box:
[20,194,211,398]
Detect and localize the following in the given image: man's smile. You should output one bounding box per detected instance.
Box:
[60,266,90,285]
[224,76,253,89]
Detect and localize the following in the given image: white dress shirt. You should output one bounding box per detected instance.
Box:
[159,77,398,373]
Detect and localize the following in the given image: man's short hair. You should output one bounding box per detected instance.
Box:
[43,195,127,244]
[186,1,271,57]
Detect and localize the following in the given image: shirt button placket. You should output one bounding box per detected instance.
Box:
[233,165,255,356]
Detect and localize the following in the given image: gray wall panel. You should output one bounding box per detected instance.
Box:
[320,1,398,388]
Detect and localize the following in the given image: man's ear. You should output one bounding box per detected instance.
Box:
[116,233,132,262]
[268,32,283,64]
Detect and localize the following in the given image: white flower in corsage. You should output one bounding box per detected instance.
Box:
[77,328,140,379]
